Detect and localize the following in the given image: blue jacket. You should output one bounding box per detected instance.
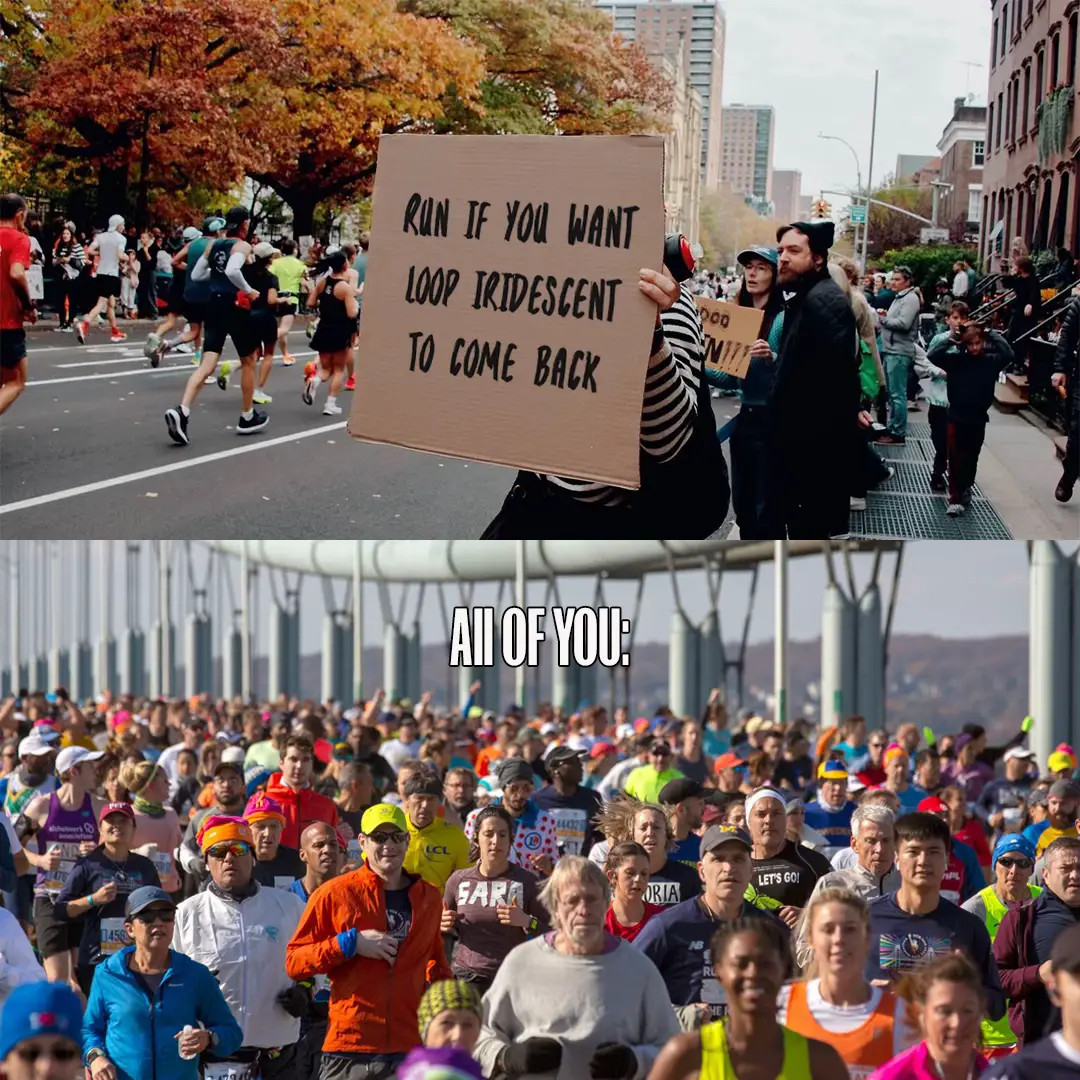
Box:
[83,947,243,1080]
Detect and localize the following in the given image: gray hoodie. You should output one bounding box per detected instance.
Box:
[880,287,922,357]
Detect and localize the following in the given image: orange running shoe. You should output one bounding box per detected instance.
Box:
[344,374,356,392]
[282,352,296,366]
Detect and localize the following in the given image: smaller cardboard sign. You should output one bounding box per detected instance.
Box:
[695,296,764,380]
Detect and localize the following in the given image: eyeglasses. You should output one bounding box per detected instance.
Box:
[998,858,1033,870]
[14,1044,79,1063]
[206,842,251,860]
[869,742,887,749]
[133,908,175,924]
[366,830,409,846]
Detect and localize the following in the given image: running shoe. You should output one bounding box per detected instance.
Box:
[75,319,89,344]
[945,502,965,517]
[282,353,296,367]
[111,330,127,341]
[252,389,272,405]
[153,338,169,367]
[849,496,867,512]
[217,360,233,391]
[302,361,318,406]
[144,333,160,360]
[344,374,356,392]
[165,407,189,446]
[305,319,318,341]
[323,401,342,416]
[237,410,269,435]
[175,342,194,354]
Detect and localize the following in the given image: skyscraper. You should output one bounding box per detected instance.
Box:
[593,0,726,187]
[771,169,802,224]
[720,104,775,204]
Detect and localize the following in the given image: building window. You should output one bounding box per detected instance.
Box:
[1005,80,1013,142]
[992,19,999,66]
[1070,14,1079,87]
[1022,66,1031,132]
[973,140,985,167]
[997,92,1004,146]
[968,187,983,223]
[1036,50,1045,110]
[1002,4,1008,55]
[1051,33,1060,86]
[988,103,995,151]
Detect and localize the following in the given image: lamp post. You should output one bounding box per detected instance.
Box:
[818,133,863,254]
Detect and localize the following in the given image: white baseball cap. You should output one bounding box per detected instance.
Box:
[1004,746,1037,762]
[17,737,54,758]
[221,746,246,766]
[55,745,105,775]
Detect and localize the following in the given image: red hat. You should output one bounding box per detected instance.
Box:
[99,801,135,822]
[633,718,651,734]
[589,741,617,759]
[314,738,333,765]
[702,804,726,825]
[713,752,743,774]
[918,796,948,814]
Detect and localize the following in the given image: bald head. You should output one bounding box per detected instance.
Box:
[300,821,341,882]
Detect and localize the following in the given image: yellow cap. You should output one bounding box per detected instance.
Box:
[818,761,849,780]
[360,804,408,835]
[1049,751,1077,774]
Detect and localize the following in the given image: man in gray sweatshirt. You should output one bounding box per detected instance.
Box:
[474,855,679,1079]
[875,266,922,443]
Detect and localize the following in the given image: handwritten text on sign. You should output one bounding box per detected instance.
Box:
[695,296,764,380]
[348,135,665,490]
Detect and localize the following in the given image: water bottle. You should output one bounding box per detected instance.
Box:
[178,1025,198,1060]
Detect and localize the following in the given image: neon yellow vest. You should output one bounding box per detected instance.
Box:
[977,883,1042,1047]
[701,1021,812,1080]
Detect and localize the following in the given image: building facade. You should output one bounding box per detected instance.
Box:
[771,169,802,224]
[594,0,726,187]
[652,49,702,245]
[895,154,939,183]
[936,97,987,242]
[981,0,1080,272]
[720,104,775,203]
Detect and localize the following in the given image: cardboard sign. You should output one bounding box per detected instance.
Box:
[348,134,666,490]
[696,296,763,380]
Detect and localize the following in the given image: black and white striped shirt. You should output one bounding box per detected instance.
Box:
[539,284,703,505]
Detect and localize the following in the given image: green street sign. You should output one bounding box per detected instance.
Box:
[850,204,867,224]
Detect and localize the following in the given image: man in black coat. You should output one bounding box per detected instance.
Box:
[1053,294,1079,503]
[762,220,862,538]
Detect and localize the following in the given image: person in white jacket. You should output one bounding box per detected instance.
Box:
[172,815,308,1080]
[0,905,44,1009]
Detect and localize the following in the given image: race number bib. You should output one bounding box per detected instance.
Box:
[347,839,361,865]
[550,808,587,856]
[100,918,127,957]
[274,876,294,891]
[43,844,80,894]
[700,949,730,1020]
[152,851,173,881]
[204,1064,251,1080]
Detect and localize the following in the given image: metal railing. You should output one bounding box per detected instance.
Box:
[972,272,1078,328]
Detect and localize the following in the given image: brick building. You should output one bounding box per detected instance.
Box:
[936,97,988,242]
[981,0,1080,272]
[720,104,775,204]
[771,169,803,224]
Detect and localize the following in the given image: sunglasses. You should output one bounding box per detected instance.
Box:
[207,842,251,860]
[133,908,175,925]
[870,742,887,749]
[367,830,409,846]
[998,858,1033,870]
[15,1045,79,1063]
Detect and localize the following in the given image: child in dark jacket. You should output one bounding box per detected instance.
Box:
[927,322,1014,515]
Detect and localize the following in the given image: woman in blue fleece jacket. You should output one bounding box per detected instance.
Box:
[82,886,242,1080]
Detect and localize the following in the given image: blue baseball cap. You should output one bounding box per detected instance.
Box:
[993,834,1036,865]
[124,885,175,919]
[245,765,273,798]
[737,245,779,268]
[0,981,82,1059]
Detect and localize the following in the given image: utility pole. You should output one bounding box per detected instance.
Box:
[860,69,879,272]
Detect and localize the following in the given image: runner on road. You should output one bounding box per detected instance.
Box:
[218,241,279,404]
[268,239,306,367]
[76,215,127,344]
[303,250,358,417]
[0,193,37,418]
[144,225,201,367]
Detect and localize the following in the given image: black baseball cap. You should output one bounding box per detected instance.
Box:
[700,825,752,856]
[224,206,250,227]
[494,758,533,786]
[546,745,587,768]
[658,778,704,805]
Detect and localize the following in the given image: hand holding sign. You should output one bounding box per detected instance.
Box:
[695,297,764,380]
[638,268,680,330]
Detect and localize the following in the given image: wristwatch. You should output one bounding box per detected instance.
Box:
[86,1049,106,1067]
[526,916,539,935]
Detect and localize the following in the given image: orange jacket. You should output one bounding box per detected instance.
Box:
[285,863,450,1054]
[266,773,339,849]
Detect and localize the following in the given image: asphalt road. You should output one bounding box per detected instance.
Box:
[1,325,739,539]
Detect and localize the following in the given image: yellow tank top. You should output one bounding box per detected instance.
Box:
[701,1021,813,1080]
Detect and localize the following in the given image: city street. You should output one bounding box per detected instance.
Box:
[0,325,741,539]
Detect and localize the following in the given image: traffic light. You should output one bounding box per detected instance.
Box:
[812,199,832,220]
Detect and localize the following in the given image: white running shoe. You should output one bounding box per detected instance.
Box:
[323,401,342,416]
[252,389,273,405]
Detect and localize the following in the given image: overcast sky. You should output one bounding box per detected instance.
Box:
[720,0,991,205]
[2,543,1049,665]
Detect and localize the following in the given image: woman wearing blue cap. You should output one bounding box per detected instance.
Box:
[0,981,83,1080]
[961,833,1041,1058]
[705,246,785,540]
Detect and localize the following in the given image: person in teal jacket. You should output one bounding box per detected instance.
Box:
[83,886,242,1080]
[703,245,785,539]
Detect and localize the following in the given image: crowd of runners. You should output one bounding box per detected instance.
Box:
[0,683,1078,1080]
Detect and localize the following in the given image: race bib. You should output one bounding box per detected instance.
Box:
[550,808,588,856]
[347,839,361,864]
[274,876,294,891]
[43,844,80,894]
[847,1068,875,1080]
[700,949,730,1020]
[152,851,173,880]
[204,1064,251,1080]
[1002,807,1023,827]
[100,918,127,957]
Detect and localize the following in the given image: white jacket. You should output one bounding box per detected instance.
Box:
[173,883,306,1050]
[0,907,44,1008]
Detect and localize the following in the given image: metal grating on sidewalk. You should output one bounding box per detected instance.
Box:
[875,438,930,463]
[879,461,986,500]
[851,493,1012,539]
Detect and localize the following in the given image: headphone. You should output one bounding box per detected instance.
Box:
[664,234,695,282]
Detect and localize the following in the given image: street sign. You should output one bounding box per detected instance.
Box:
[850,204,867,224]
[920,227,950,244]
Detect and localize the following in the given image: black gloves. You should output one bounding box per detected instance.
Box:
[589,1042,637,1080]
[276,983,312,1019]
[501,1037,563,1078]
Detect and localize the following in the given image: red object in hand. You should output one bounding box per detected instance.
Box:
[235,290,251,310]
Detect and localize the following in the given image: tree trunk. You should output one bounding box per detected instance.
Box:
[287,194,318,240]
[97,161,130,222]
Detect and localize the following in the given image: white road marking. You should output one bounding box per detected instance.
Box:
[29,350,319,386]
[57,353,155,368]
[0,421,349,515]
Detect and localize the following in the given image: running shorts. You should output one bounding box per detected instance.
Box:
[276,301,297,318]
[166,277,187,316]
[33,895,83,959]
[252,310,277,347]
[203,296,260,359]
[184,299,209,327]
[0,329,27,369]
[95,274,121,299]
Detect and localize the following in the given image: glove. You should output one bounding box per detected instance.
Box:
[922,726,936,747]
[1022,715,1035,733]
[501,1037,563,1078]
[276,983,312,1019]
[589,1042,637,1079]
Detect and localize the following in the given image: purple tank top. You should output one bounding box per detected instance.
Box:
[34,793,99,898]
